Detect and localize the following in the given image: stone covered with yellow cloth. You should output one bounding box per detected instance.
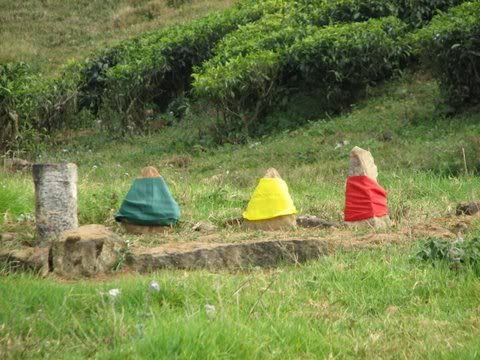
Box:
[243,168,297,230]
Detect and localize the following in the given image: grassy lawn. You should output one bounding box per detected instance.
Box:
[1,245,480,358]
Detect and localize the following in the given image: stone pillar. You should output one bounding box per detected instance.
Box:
[33,163,78,244]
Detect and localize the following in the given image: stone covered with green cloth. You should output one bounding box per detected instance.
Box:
[115,177,180,226]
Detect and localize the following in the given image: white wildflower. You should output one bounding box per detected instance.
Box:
[205,304,216,319]
[149,281,160,293]
[108,288,121,298]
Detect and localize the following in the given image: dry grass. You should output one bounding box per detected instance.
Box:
[0,0,234,74]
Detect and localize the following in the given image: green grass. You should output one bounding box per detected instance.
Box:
[1,245,480,358]
[0,0,234,74]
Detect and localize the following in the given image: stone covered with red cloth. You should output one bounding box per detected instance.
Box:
[344,175,388,222]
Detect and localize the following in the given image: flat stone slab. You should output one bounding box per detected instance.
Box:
[132,239,333,272]
[296,215,339,228]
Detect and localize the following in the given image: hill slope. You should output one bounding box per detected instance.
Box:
[0,0,233,73]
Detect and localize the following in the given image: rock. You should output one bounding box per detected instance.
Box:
[348,146,378,181]
[51,225,126,278]
[296,215,338,228]
[3,158,31,172]
[264,167,281,178]
[33,163,78,244]
[456,202,480,216]
[0,247,49,276]
[345,216,392,230]
[0,233,16,242]
[122,223,173,235]
[244,215,297,231]
[132,239,330,272]
[192,221,218,232]
[140,166,160,178]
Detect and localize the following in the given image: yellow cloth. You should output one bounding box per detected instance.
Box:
[242,178,297,221]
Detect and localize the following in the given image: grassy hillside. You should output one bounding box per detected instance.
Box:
[2,0,478,154]
[0,0,233,73]
[2,73,480,234]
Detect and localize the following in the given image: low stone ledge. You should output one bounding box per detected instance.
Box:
[132,239,333,272]
[51,224,126,278]
[0,247,49,275]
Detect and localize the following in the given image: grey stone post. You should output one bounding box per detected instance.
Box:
[33,163,78,244]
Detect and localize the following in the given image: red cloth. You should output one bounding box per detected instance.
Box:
[344,176,388,222]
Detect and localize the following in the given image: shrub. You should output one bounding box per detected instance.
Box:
[412,1,480,108]
[206,0,398,68]
[78,0,283,133]
[417,237,480,273]
[203,0,464,70]
[0,62,82,152]
[397,0,465,28]
[288,16,408,89]
[193,17,409,136]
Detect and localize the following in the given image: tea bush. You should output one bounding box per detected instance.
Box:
[0,62,82,152]
[397,0,465,28]
[79,0,284,133]
[81,0,465,134]
[201,0,465,70]
[412,1,480,108]
[0,0,473,152]
[193,17,409,135]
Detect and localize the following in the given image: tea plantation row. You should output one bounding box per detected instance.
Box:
[0,0,478,152]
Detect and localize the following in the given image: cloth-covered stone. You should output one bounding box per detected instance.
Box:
[243,178,297,221]
[243,168,297,230]
[115,177,180,226]
[344,147,390,229]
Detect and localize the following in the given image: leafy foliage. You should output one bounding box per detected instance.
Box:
[412,1,480,108]
[193,17,409,137]
[397,0,466,28]
[417,237,480,272]
[0,62,82,152]
[78,0,283,134]
[0,0,474,152]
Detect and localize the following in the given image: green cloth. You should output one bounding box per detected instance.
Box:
[115,177,180,226]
